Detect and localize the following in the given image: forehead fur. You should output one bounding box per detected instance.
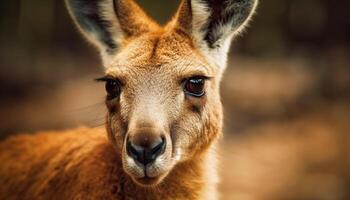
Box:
[105,29,216,77]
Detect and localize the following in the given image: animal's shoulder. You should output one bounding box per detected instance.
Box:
[0,127,122,200]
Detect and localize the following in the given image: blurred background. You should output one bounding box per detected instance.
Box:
[0,0,349,199]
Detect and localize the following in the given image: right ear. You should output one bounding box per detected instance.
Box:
[174,0,258,72]
[65,0,159,65]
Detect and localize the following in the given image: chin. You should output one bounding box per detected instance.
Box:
[128,168,170,187]
[123,156,173,187]
[133,174,166,187]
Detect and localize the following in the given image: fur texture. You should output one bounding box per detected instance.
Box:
[0,128,218,200]
[0,0,257,199]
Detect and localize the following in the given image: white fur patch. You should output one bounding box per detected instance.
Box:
[191,0,211,50]
[99,0,124,46]
[174,148,182,161]
[98,0,124,66]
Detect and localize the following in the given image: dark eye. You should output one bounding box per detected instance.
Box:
[105,79,121,99]
[96,76,122,99]
[183,77,206,97]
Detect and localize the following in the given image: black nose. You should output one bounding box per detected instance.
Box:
[127,137,166,166]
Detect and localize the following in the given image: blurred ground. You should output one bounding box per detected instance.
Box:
[220,57,350,199]
[220,99,350,199]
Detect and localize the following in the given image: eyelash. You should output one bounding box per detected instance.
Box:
[181,75,211,83]
[96,76,123,99]
[96,76,121,83]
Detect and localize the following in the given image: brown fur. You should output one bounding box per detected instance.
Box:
[0,127,213,200]
[0,0,257,199]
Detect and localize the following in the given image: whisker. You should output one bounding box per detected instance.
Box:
[68,101,105,113]
[86,115,106,124]
[90,124,106,129]
[57,101,107,125]
[89,121,107,128]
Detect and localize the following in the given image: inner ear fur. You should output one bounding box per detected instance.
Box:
[175,0,258,49]
[66,0,159,55]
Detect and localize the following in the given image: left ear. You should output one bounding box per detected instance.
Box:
[66,0,159,66]
[175,0,258,70]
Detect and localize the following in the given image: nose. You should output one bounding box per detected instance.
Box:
[127,135,166,166]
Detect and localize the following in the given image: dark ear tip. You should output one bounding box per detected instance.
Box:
[65,0,81,9]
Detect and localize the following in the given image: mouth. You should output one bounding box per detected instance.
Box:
[127,163,169,186]
[135,175,162,186]
[123,153,172,186]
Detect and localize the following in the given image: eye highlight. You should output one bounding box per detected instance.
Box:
[96,76,122,99]
[183,76,209,97]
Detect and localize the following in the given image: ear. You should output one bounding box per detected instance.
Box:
[175,0,258,70]
[66,0,159,65]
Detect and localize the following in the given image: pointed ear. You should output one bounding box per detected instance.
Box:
[175,0,258,70]
[66,0,159,65]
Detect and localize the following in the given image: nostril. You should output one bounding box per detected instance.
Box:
[150,137,166,159]
[127,141,145,164]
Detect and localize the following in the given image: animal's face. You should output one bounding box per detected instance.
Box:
[102,33,223,185]
[66,0,257,186]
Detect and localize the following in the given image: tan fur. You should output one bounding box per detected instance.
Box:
[0,0,257,199]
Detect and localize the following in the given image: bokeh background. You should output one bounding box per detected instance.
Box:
[0,0,349,199]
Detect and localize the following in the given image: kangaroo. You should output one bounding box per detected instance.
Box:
[0,0,257,199]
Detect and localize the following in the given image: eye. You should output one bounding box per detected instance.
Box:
[96,77,122,99]
[105,79,121,98]
[183,77,206,97]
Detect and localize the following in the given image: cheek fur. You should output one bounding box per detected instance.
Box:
[173,92,221,159]
[106,100,128,150]
[184,94,207,114]
[105,97,120,113]
[169,110,204,160]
